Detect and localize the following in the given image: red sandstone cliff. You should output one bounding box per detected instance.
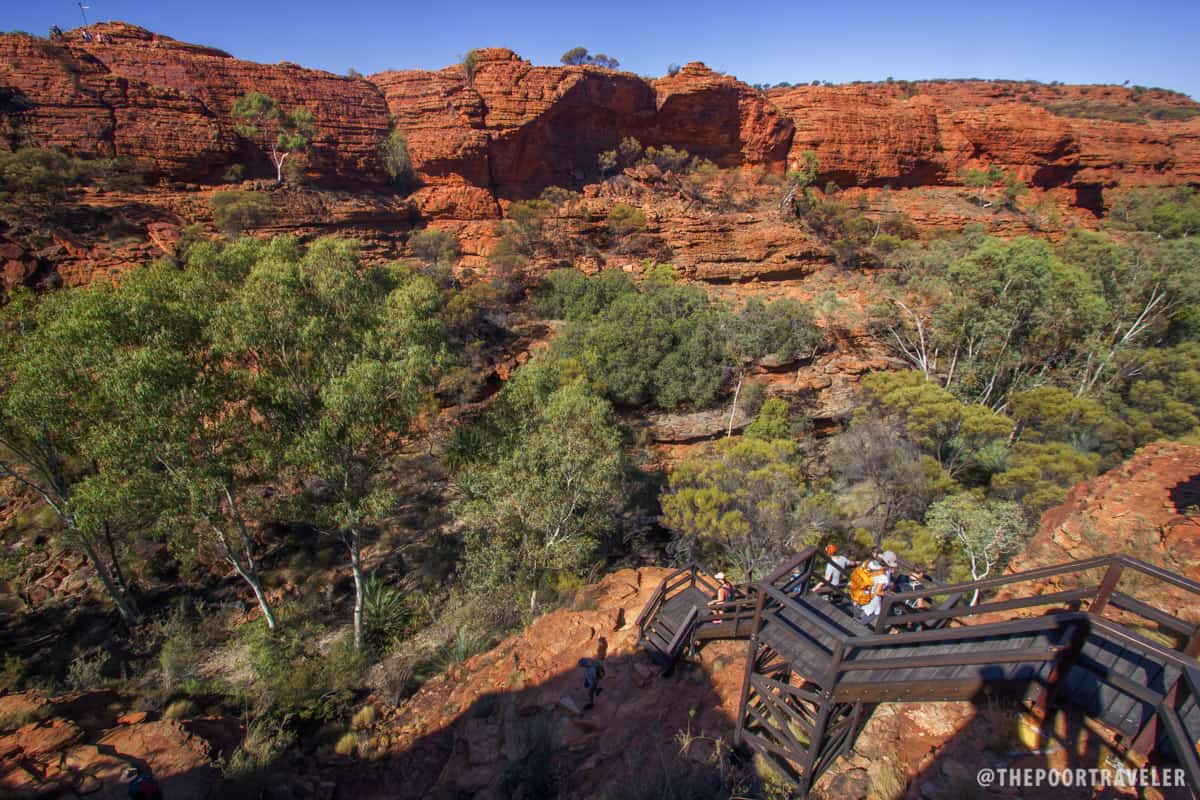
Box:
[4,23,1197,218]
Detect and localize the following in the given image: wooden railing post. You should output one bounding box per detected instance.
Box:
[1090,559,1124,616]
[734,587,767,749]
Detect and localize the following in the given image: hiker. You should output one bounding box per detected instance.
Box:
[578,657,605,710]
[848,550,897,622]
[124,767,162,800]
[895,564,931,609]
[821,544,856,588]
[892,563,931,629]
[708,572,735,621]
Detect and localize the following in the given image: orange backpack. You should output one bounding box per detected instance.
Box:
[847,564,886,605]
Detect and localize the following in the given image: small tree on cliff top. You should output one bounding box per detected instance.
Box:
[231,92,315,185]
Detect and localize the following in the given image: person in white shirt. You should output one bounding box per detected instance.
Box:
[861,550,898,619]
[822,544,856,587]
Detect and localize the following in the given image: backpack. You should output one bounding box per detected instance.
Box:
[583,661,605,688]
[847,564,886,606]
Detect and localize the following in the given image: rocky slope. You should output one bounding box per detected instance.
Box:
[1005,440,1200,623]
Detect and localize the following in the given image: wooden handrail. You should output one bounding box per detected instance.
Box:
[878,586,1097,630]
[1158,707,1200,799]
[850,612,1089,649]
[667,606,699,658]
[765,547,817,586]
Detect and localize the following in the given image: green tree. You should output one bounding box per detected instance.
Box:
[859,371,1014,481]
[560,46,589,66]
[961,164,1004,206]
[925,494,1028,600]
[456,374,626,594]
[461,49,479,79]
[744,398,792,441]
[1107,342,1200,442]
[606,203,647,239]
[217,238,448,649]
[1001,172,1028,210]
[231,92,316,185]
[409,228,459,268]
[379,129,416,191]
[554,280,727,409]
[91,244,282,628]
[211,190,272,235]
[0,287,139,623]
[0,148,83,217]
[991,442,1099,514]
[725,298,822,433]
[661,437,829,579]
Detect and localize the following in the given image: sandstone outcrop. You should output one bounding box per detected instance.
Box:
[1006,440,1200,623]
[770,80,1200,206]
[0,693,221,799]
[6,25,1196,216]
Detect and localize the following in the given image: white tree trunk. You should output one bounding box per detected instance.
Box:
[348,532,365,651]
[727,370,745,437]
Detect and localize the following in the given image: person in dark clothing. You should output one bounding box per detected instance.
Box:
[578,657,605,710]
[124,767,162,800]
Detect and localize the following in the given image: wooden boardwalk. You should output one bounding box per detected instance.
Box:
[636,553,1200,798]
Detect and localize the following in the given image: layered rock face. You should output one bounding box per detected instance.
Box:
[371,53,793,217]
[1,23,392,184]
[771,81,1200,208]
[5,24,1196,221]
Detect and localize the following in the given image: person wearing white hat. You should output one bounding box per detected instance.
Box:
[708,572,735,623]
[861,551,898,620]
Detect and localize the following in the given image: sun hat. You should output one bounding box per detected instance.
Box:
[714,572,726,581]
[880,550,899,568]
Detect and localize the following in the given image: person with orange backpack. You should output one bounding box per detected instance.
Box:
[847,550,897,622]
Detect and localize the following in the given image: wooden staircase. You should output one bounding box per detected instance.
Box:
[636,550,1200,797]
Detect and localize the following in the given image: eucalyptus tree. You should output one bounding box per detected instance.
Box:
[0,287,139,622]
[216,238,448,649]
[92,241,284,629]
[231,92,316,185]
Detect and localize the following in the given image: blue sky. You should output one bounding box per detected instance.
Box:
[7,0,1199,99]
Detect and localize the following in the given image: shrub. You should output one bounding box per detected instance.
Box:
[533,268,637,320]
[350,705,377,730]
[164,699,197,720]
[539,185,578,207]
[158,610,207,693]
[408,228,458,266]
[210,190,272,235]
[66,651,107,691]
[225,716,295,779]
[334,731,361,756]
[462,49,480,81]
[0,655,24,693]
[0,147,84,216]
[745,397,792,441]
[242,621,365,721]
[379,129,416,191]
[641,145,690,173]
[554,281,727,408]
[606,203,647,239]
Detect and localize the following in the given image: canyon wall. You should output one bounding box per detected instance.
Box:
[3,22,1198,223]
